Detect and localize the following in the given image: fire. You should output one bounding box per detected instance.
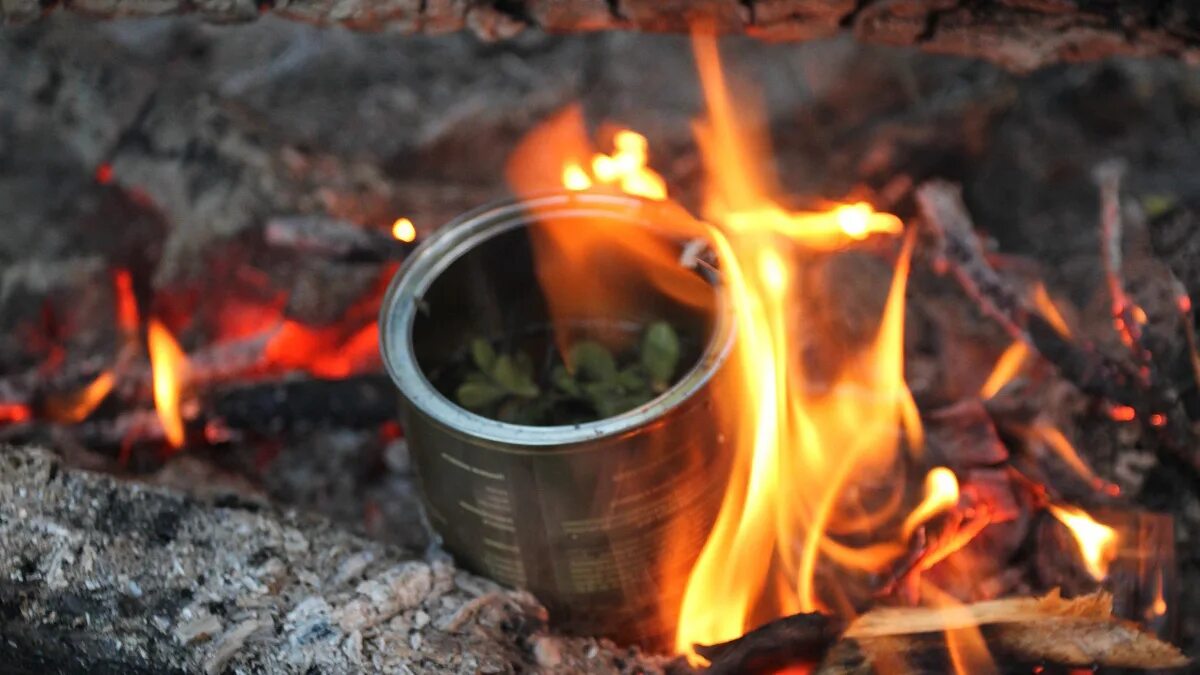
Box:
[148,319,189,448]
[559,129,668,200]
[391,217,416,243]
[1047,504,1117,580]
[902,468,960,540]
[1032,283,1071,337]
[979,341,1028,399]
[0,403,31,424]
[113,269,140,337]
[674,33,922,657]
[45,370,115,423]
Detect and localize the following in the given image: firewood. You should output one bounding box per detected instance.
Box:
[915,180,1200,479]
[694,612,843,675]
[8,1,1200,73]
[816,590,1189,674]
[264,216,413,264]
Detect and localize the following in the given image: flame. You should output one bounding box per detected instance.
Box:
[45,370,115,423]
[391,217,416,243]
[1047,504,1117,580]
[901,468,960,540]
[979,341,1028,399]
[673,33,922,658]
[1032,283,1071,338]
[1024,424,1113,493]
[556,128,668,200]
[148,319,189,448]
[922,581,997,675]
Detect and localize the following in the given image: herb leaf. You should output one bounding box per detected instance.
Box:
[641,321,681,391]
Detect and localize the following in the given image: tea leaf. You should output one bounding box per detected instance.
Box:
[551,365,581,396]
[569,341,618,382]
[492,355,540,398]
[618,365,651,394]
[470,338,496,372]
[641,321,681,391]
[456,381,507,410]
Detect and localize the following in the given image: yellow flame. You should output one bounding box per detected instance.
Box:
[1047,504,1117,580]
[901,468,960,540]
[980,341,1029,399]
[391,217,416,243]
[674,33,922,660]
[148,319,189,448]
[557,128,668,200]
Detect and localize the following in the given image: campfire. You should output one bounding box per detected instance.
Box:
[1,10,1198,675]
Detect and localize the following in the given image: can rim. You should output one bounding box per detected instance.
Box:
[379,192,735,448]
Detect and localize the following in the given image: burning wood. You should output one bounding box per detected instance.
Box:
[700,591,1188,674]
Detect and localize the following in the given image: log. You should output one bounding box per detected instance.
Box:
[817,590,1188,674]
[4,1,1200,72]
[0,445,676,674]
[694,612,843,675]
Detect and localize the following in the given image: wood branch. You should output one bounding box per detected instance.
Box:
[816,590,1188,674]
[5,1,1200,71]
[915,180,1200,479]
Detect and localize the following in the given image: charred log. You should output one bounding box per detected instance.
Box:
[4,1,1200,71]
[694,612,843,675]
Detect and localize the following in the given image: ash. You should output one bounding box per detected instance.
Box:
[0,446,679,674]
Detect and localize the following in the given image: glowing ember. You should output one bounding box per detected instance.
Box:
[113,270,140,337]
[0,403,31,424]
[1047,504,1117,580]
[391,217,417,243]
[148,319,189,448]
[979,341,1028,399]
[1110,405,1136,422]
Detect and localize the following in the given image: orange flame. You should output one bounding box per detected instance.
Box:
[979,341,1028,399]
[1047,504,1117,580]
[147,319,189,448]
[674,33,921,659]
[391,217,416,243]
[1032,283,1071,338]
[45,370,116,423]
[902,468,960,540]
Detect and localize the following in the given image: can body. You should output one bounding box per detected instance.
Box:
[380,193,733,647]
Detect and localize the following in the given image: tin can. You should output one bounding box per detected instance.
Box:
[379,193,734,648]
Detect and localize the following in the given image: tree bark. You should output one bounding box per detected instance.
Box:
[5,1,1200,71]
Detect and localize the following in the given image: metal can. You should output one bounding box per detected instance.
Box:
[379,193,734,648]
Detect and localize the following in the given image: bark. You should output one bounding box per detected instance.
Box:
[5,1,1200,71]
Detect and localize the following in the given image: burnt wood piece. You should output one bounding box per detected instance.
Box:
[694,612,843,675]
[915,180,1200,480]
[265,216,414,264]
[0,445,674,674]
[209,373,399,435]
[4,1,1200,72]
